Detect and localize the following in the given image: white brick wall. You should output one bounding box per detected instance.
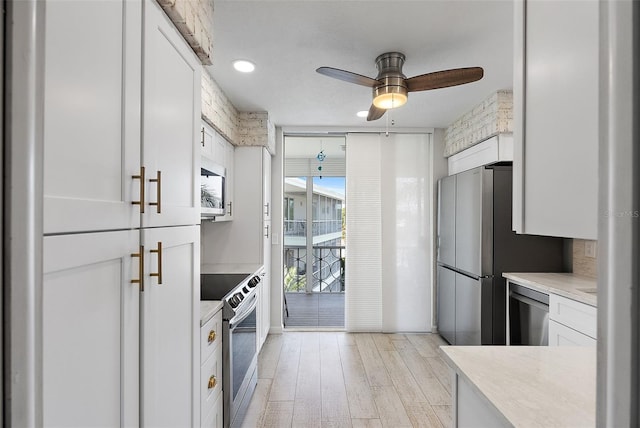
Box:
[156,0,214,65]
[201,69,239,143]
[201,68,276,154]
[237,112,276,154]
[444,90,513,157]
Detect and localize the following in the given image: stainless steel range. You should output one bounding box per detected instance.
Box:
[201,266,264,428]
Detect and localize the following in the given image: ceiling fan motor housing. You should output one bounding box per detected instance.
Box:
[372,52,408,109]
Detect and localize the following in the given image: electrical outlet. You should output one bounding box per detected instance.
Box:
[585,241,597,258]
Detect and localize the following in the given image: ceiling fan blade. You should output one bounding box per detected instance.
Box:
[367,104,386,121]
[316,67,381,88]
[405,67,484,92]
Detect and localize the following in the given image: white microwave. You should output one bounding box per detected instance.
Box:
[201,157,226,217]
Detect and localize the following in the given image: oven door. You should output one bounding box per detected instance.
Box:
[224,293,258,427]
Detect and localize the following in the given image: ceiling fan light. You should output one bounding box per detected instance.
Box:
[373,84,407,110]
[373,91,408,109]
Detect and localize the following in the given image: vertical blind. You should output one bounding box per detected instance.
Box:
[345,132,433,332]
[345,133,383,331]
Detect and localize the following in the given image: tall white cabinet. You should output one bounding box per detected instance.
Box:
[513,0,599,239]
[42,0,201,426]
[201,146,272,349]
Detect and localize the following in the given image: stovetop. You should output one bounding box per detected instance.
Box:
[200,268,264,320]
[200,273,252,300]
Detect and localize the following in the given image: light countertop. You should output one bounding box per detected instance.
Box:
[503,272,597,307]
[200,300,223,326]
[440,345,596,427]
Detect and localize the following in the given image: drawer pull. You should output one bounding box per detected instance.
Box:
[208,330,216,344]
[208,375,217,389]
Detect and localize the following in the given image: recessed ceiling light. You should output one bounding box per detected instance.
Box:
[233,60,255,73]
[356,110,368,118]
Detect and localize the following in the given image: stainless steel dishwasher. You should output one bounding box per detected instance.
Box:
[508,283,549,346]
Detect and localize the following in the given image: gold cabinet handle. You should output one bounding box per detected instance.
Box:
[227,201,232,216]
[264,202,270,217]
[131,245,144,292]
[264,224,269,238]
[149,170,161,213]
[150,242,163,285]
[207,330,216,344]
[132,167,145,213]
[201,127,205,147]
[208,375,217,389]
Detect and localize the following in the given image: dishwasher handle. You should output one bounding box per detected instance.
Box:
[509,290,549,312]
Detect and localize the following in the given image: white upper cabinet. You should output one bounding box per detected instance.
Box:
[142,1,201,229]
[43,0,142,234]
[513,0,599,239]
[224,139,235,221]
[201,121,215,160]
[202,146,271,265]
[201,120,235,222]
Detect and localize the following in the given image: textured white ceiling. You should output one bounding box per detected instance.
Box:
[207,0,514,130]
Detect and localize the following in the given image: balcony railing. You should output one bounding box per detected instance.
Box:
[284,245,345,293]
[283,220,342,237]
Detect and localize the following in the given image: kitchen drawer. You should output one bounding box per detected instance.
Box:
[201,342,222,412]
[549,320,597,347]
[549,294,597,339]
[200,309,222,363]
[201,390,223,428]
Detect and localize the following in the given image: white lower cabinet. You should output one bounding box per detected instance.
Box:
[43,226,200,427]
[200,310,223,427]
[141,226,200,427]
[548,293,597,347]
[549,320,597,347]
[43,230,140,426]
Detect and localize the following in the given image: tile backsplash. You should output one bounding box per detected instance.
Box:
[573,239,598,278]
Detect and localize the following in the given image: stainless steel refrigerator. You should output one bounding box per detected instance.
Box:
[436,165,565,345]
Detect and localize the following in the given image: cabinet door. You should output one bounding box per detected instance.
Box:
[260,225,271,349]
[213,131,226,168]
[142,0,201,228]
[201,121,214,160]
[201,147,264,265]
[141,225,200,427]
[437,265,456,345]
[549,320,597,347]
[514,0,598,239]
[437,175,456,267]
[455,168,484,276]
[223,141,235,221]
[43,0,141,234]
[43,230,139,427]
[263,148,272,221]
[455,273,482,345]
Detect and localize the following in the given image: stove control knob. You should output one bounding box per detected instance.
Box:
[229,296,239,308]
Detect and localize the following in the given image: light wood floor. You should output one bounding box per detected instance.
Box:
[240,332,453,428]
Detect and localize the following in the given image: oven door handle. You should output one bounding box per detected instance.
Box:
[229,293,258,329]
